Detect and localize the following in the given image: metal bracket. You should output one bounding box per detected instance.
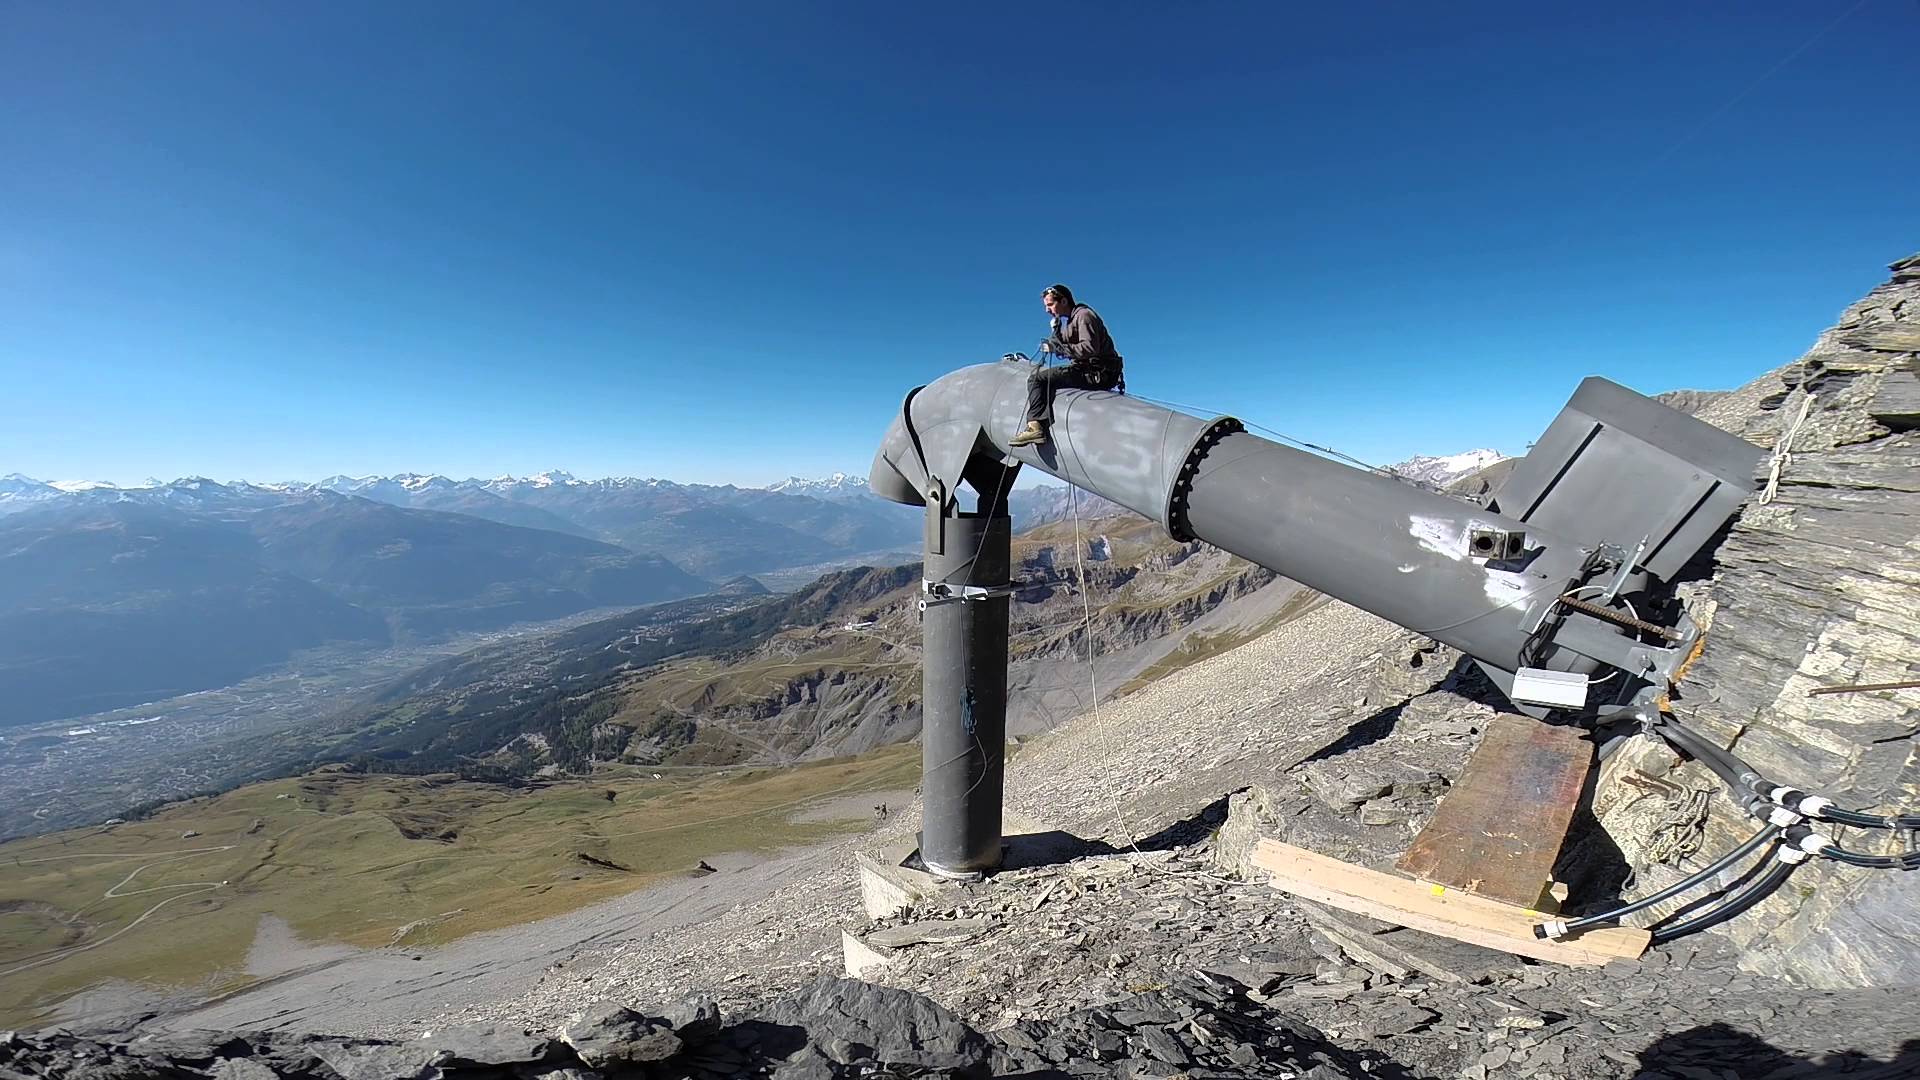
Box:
[1599,534,1650,602]
[1552,616,1679,680]
[919,579,1019,612]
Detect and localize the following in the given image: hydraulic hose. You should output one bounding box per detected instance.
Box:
[1819,807,1920,831]
[1653,718,1763,798]
[1820,845,1920,871]
[1649,854,1798,944]
[1533,824,1781,940]
[1653,720,1920,835]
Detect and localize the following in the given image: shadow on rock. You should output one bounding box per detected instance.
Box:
[1633,1024,1920,1079]
[1550,751,1633,912]
[1296,702,1406,766]
[1129,793,1233,853]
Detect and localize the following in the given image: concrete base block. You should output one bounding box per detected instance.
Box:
[855,810,1090,921]
[856,841,943,921]
[842,930,897,978]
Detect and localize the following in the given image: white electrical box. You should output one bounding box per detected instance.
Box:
[1511,667,1590,709]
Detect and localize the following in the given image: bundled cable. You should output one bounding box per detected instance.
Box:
[1569,696,1920,950]
[1817,806,1920,831]
[1650,854,1800,944]
[1535,824,1779,940]
[1819,840,1920,871]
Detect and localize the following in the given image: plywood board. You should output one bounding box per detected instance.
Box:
[1253,839,1646,966]
[1396,712,1593,907]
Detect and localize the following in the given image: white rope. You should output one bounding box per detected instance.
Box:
[1760,393,1815,504]
[1066,480,1142,850]
[1064,479,1250,888]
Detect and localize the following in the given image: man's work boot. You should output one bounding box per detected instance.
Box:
[1009,420,1049,447]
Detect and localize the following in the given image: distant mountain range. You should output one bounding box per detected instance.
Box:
[0,490,709,726]
[297,513,1305,780]
[0,470,1131,576]
[4,471,928,578]
[0,451,1494,727]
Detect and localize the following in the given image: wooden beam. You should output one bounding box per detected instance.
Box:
[1254,839,1647,966]
[1396,712,1593,907]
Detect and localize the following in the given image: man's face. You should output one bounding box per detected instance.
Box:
[1043,291,1063,317]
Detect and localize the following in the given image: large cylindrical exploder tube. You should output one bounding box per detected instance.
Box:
[871,360,1607,681]
[919,512,1011,878]
[1178,429,1593,671]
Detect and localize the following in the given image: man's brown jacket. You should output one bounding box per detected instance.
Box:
[1052,304,1123,375]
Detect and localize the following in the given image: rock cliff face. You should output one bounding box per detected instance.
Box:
[1594,253,1920,986]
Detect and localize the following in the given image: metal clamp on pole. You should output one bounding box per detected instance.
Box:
[920,580,1020,612]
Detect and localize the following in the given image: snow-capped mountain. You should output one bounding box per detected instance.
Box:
[1389,449,1508,489]
[316,473,461,503]
[479,472,682,495]
[1,473,57,496]
[526,469,577,488]
[766,471,872,501]
[0,473,65,514]
[0,475,320,517]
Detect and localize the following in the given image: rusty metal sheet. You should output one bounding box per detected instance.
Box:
[1396,713,1593,908]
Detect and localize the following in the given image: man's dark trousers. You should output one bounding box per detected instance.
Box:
[1026,363,1120,425]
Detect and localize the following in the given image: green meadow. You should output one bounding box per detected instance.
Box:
[0,744,920,1028]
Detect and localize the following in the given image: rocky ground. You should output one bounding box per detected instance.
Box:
[10,600,1917,1077]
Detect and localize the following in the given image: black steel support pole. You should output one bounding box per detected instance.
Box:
[919,510,1011,878]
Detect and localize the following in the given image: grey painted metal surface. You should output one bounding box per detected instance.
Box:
[870,359,1763,712]
[1491,377,1764,582]
[1175,426,1597,678]
[918,511,1011,878]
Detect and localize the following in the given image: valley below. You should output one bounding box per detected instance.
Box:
[0,591,776,840]
[0,505,1323,1029]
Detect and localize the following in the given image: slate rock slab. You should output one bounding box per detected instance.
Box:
[760,976,993,1078]
[561,1002,681,1067]
[418,1022,555,1068]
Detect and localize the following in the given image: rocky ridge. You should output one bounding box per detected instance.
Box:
[1593,252,1920,986]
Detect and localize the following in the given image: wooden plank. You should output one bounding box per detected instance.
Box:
[1396,712,1593,907]
[1253,839,1647,967]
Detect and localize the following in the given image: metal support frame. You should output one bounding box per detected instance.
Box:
[918,509,1012,879]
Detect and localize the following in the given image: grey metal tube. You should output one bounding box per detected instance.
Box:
[919,511,1011,878]
[1179,428,1593,673]
[872,360,1603,680]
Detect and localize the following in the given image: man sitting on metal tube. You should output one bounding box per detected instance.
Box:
[1009,283,1126,447]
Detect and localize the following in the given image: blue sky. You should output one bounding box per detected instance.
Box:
[3,2,1915,488]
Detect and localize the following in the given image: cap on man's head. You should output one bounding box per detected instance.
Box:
[1043,283,1076,308]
